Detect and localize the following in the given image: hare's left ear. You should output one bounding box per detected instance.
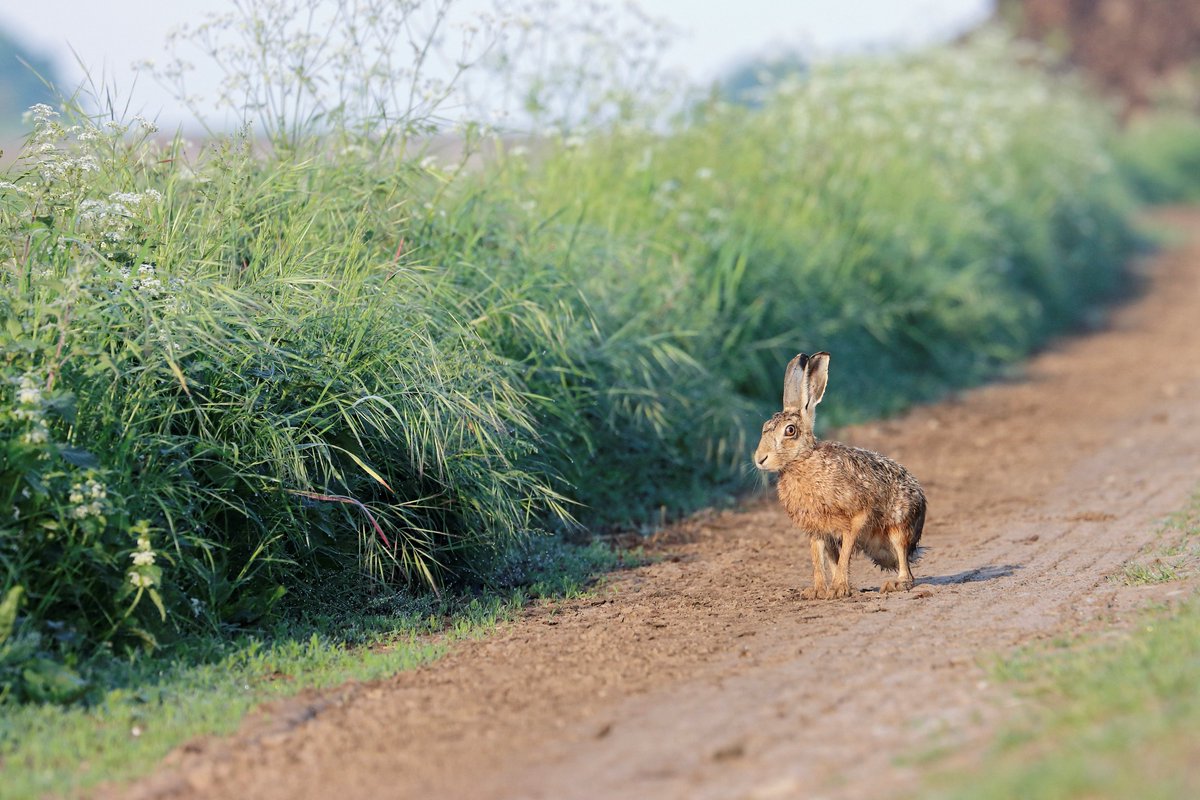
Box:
[783,353,810,411]
[804,352,830,410]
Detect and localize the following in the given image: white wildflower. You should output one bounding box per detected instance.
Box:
[26,103,58,124]
[17,375,42,406]
[131,550,156,566]
[22,425,49,445]
[69,480,107,518]
[127,572,155,588]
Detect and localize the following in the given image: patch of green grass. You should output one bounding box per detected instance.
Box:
[1119,494,1200,585]
[924,494,1200,800]
[1121,559,1180,585]
[0,537,627,800]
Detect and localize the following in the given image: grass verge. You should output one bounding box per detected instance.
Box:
[924,493,1200,799]
[0,538,631,799]
[1120,493,1200,586]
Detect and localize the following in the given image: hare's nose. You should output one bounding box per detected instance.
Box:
[757,454,769,465]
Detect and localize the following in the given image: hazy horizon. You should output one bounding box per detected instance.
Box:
[1,0,992,131]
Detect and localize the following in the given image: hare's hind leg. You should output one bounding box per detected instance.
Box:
[881,525,915,593]
[800,535,831,600]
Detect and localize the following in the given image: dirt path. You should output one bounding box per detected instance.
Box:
[117,209,1200,800]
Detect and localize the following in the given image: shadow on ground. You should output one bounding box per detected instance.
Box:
[920,564,1021,586]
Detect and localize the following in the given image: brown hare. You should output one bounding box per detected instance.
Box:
[754,352,926,599]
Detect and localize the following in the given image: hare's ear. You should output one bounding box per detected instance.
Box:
[804,352,830,410]
[783,353,809,410]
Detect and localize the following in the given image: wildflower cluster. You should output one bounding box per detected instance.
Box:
[112,262,177,298]
[2,101,165,265]
[77,189,163,251]
[68,478,108,520]
[7,373,52,451]
[125,521,160,591]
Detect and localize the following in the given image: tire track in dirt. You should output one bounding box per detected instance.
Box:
[112,208,1200,800]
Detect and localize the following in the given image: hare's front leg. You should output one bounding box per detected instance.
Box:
[830,513,869,598]
[800,535,830,600]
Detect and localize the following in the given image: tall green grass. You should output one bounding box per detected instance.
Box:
[0,16,1142,698]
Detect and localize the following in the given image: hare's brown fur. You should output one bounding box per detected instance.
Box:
[755,353,926,598]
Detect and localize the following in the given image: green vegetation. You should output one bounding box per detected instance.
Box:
[0,537,625,799]
[1120,493,1200,585]
[1114,113,1200,203]
[925,494,1200,800]
[0,8,1144,695]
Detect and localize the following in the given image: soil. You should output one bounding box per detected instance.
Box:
[112,208,1200,800]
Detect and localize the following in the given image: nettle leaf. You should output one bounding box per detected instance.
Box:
[46,392,77,423]
[58,445,98,469]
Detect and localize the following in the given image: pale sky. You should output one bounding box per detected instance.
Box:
[2,0,993,127]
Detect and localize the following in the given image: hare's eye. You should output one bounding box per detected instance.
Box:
[783,424,797,437]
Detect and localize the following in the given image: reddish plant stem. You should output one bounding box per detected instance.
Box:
[288,489,392,548]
